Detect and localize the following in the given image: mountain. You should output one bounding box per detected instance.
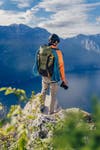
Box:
[61,34,100,72]
[0,24,50,84]
[0,24,100,85]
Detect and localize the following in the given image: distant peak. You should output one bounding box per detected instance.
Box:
[10,23,19,27]
[9,24,49,32]
[33,26,49,32]
[77,34,86,38]
[10,23,32,28]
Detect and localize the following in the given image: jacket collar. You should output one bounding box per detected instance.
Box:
[50,45,58,49]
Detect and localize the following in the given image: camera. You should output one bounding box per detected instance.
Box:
[60,81,69,90]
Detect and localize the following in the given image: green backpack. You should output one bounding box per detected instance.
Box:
[37,45,55,77]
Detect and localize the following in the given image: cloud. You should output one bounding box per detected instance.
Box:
[10,0,33,8]
[37,0,84,12]
[0,8,43,27]
[25,8,46,27]
[0,0,100,38]
[0,10,26,25]
[83,2,100,8]
[35,0,100,37]
[0,1,4,6]
[96,16,100,24]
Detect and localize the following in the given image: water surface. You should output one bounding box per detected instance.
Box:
[0,70,100,112]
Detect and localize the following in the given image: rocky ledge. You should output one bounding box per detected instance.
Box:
[0,94,92,150]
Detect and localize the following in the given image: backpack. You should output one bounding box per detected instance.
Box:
[37,45,55,77]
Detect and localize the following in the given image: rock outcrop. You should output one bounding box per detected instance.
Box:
[0,94,92,150]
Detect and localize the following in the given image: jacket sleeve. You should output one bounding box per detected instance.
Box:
[56,50,66,82]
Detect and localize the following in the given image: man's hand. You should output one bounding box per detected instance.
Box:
[60,81,69,90]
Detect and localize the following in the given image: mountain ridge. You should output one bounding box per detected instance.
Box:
[0,23,100,83]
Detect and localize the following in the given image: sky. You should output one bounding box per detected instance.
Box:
[0,0,100,38]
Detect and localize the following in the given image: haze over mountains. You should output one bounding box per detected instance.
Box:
[0,24,100,84]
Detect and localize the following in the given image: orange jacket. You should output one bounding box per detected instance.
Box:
[51,45,67,83]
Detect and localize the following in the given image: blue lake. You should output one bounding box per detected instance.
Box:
[0,70,100,112]
[57,70,100,112]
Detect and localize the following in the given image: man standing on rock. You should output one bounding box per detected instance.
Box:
[33,34,68,114]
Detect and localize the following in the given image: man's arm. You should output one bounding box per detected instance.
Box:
[56,50,68,84]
